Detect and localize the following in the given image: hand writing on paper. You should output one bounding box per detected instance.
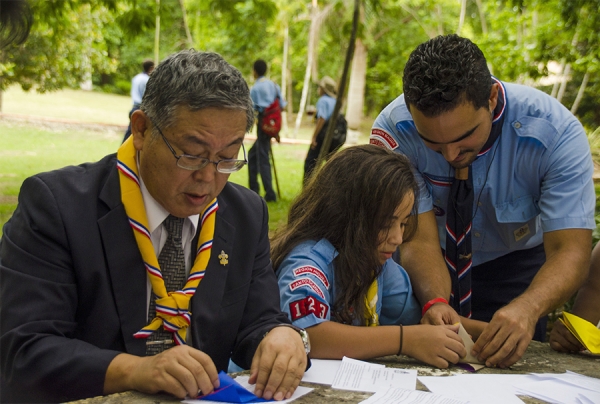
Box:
[402,324,466,368]
[421,303,460,326]
[549,319,584,353]
[249,326,307,401]
[104,345,220,399]
[472,302,536,368]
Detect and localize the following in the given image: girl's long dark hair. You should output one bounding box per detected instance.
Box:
[271,144,419,324]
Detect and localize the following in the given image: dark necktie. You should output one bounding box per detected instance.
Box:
[446,166,474,317]
[146,215,187,355]
[445,81,506,317]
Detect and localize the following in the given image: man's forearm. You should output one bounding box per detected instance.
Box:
[511,229,591,319]
[400,211,451,305]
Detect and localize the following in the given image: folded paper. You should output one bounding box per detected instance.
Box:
[560,312,600,354]
[198,371,270,403]
[457,323,485,371]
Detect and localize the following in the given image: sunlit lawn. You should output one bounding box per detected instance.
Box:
[0,87,373,238]
[0,120,312,237]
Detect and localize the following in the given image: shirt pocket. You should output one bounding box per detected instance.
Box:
[493,195,540,249]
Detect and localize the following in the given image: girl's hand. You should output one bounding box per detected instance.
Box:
[402,324,466,368]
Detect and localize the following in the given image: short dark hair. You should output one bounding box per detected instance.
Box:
[403,34,492,117]
[0,0,32,49]
[271,145,419,324]
[253,59,267,76]
[141,50,254,133]
[142,59,154,73]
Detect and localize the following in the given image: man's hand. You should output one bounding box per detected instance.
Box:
[471,301,537,368]
[105,345,219,399]
[249,326,307,401]
[549,319,584,353]
[422,303,460,325]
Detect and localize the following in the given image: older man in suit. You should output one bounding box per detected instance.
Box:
[0,50,308,403]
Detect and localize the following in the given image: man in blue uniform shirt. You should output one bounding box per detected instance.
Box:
[123,59,154,142]
[248,59,286,202]
[371,34,594,368]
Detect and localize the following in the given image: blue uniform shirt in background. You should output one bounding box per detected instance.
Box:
[250,76,287,112]
[276,239,421,331]
[130,72,150,107]
[370,80,595,266]
[315,94,336,121]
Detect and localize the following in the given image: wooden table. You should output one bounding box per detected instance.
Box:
[70,341,599,403]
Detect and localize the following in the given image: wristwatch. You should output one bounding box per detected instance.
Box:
[269,324,311,355]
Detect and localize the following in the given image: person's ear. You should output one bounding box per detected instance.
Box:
[488,83,499,113]
[131,110,150,151]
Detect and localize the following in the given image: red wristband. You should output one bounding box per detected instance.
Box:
[422,297,449,317]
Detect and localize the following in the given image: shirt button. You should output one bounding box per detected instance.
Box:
[474,232,481,237]
[514,121,521,129]
[478,202,482,206]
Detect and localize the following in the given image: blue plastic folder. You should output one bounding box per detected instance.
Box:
[198,371,271,403]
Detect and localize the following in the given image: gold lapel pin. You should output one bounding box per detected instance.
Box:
[218,250,229,266]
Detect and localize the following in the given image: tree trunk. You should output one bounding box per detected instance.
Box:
[556,63,571,103]
[346,37,366,132]
[570,70,589,115]
[475,0,488,34]
[154,0,161,65]
[316,0,359,166]
[457,0,467,35]
[281,23,290,135]
[179,0,194,47]
[436,4,444,35]
[294,2,332,136]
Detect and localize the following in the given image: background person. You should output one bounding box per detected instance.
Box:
[550,242,600,352]
[303,76,344,184]
[370,34,594,368]
[273,145,482,369]
[0,50,307,403]
[248,59,286,202]
[123,58,154,143]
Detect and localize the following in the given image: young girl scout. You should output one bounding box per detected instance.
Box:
[273,145,483,368]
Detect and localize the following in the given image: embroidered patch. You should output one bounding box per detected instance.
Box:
[514,224,530,242]
[289,278,325,300]
[289,296,329,321]
[292,266,330,289]
[433,205,446,216]
[370,128,399,150]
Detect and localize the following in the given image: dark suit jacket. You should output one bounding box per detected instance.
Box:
[0,153,290,403]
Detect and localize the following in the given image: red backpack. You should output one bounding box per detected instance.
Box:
[260,98,282,138]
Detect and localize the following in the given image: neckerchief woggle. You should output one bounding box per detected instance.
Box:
[117,136,218,346]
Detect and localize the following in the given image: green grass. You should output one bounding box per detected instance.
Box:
[0,120,342,237]
[3,85,131,125]
[0,87,374,238]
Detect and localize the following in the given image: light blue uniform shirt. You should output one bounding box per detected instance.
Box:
[130,72,150,107]
[250,76,287,112]
[370,81,595,266]
[316,94,336,121]
[276,239,421,330]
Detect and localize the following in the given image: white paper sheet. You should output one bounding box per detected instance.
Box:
[331,356,416,393]
[514,378,600,404]
[181,375,313,404]
[419,374,531,404]
[359,386,469,404]
[529,371,600,393]
[301,359,343,385]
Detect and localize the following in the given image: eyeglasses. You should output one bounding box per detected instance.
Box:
[151,119,248,173]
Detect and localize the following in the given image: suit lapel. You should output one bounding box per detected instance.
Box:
[191,195,235,349]
[98,165,147,356]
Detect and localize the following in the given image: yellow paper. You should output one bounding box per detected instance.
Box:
[561,312,600,354]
